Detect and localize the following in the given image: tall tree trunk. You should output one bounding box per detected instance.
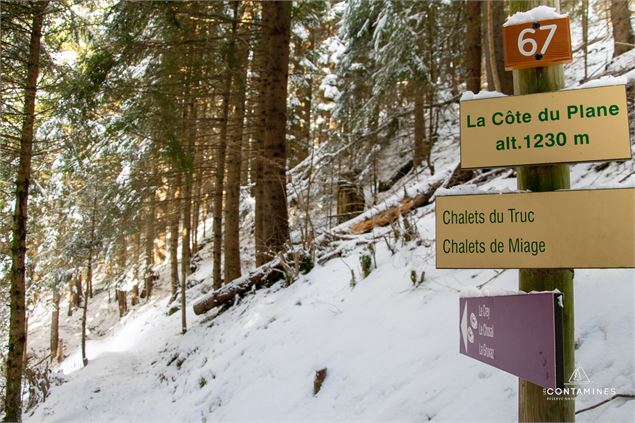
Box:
[82,197,97,367]
[465,0,482,93]
[181,171,191,334]
[67,275,74,316]
[261,1,292,261]
[132,231,140,299]
[144,189,156,299]
[50,289,60,359]
[224,1,249,284]
[494,3,513,94]
[610,0,634,57]
[74,274,82,308]
[413,80,426,168]
[485,2,513,94]
[81,269,89,367]
[5,3,48,420]
[87,270,93,298]
[240,104,252,186]
[425,4,436,174]
[254,3,269,267]
[486,1,501,92]
[179,48,197,332]
[582,0,589,80]
[191,168,202,256]
[368,104,380,205]
[212,14,236,289]
[169,176,180,300]
[289,31,313,168]
[118,234,130,307]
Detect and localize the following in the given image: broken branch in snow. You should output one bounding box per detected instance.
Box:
[575,393,634,415]
[477,270,508,289]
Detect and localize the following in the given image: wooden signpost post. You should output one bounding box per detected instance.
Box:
[437,2,633,422]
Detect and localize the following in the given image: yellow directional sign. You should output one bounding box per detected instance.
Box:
[436,188,635,269]
[460,85,631,169]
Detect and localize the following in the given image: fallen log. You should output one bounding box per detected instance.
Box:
[349,177,445,234]
[193,258,283,315]
[193,252,312,315]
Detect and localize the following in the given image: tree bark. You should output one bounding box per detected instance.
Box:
[56,339,63,363]
[50,289,60,359]
[191,167,202,256]
[130,284,139,306]
[74,274,82,309]
[5,2,48,419]
[82,197,97,367]
[211,14,238,289]
[495,2,513,94]
[486,1,501,92]
[582,0,588,80]
[116,290,128,317]
[169,176,180,300]
[179,48,197,332]
[144,189,156,300]
[288,29,313,168]
[181,171,191,334]
[261,1,292,262]
[465,0,482,93]
[425,4,436,173]
[610,0,634,57]
[118,235,127,272]
[67,275,74,316]
[413,80,426,168]
[81,268,89,367]
[485,2,513,94]
[224,1,250,285]
[253,3,269,267]
[510,1,574,421]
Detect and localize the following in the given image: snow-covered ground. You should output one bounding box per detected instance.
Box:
[22,150,635,422]
[10,4,635,422]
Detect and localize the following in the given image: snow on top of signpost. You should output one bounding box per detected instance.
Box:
[565,75,628,90]
[503,6,567,27]
[460,287,562,298]
[460,90,507,102]
[461,77,627,101]
[436,185,523,196]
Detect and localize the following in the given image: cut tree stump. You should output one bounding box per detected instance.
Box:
[313,368,328,396]
[131,284,139,305]
[116,290,128,317]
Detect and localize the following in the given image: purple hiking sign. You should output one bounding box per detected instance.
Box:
[459,292,564,389]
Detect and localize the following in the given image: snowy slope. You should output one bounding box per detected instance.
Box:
[24,152,635,422]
